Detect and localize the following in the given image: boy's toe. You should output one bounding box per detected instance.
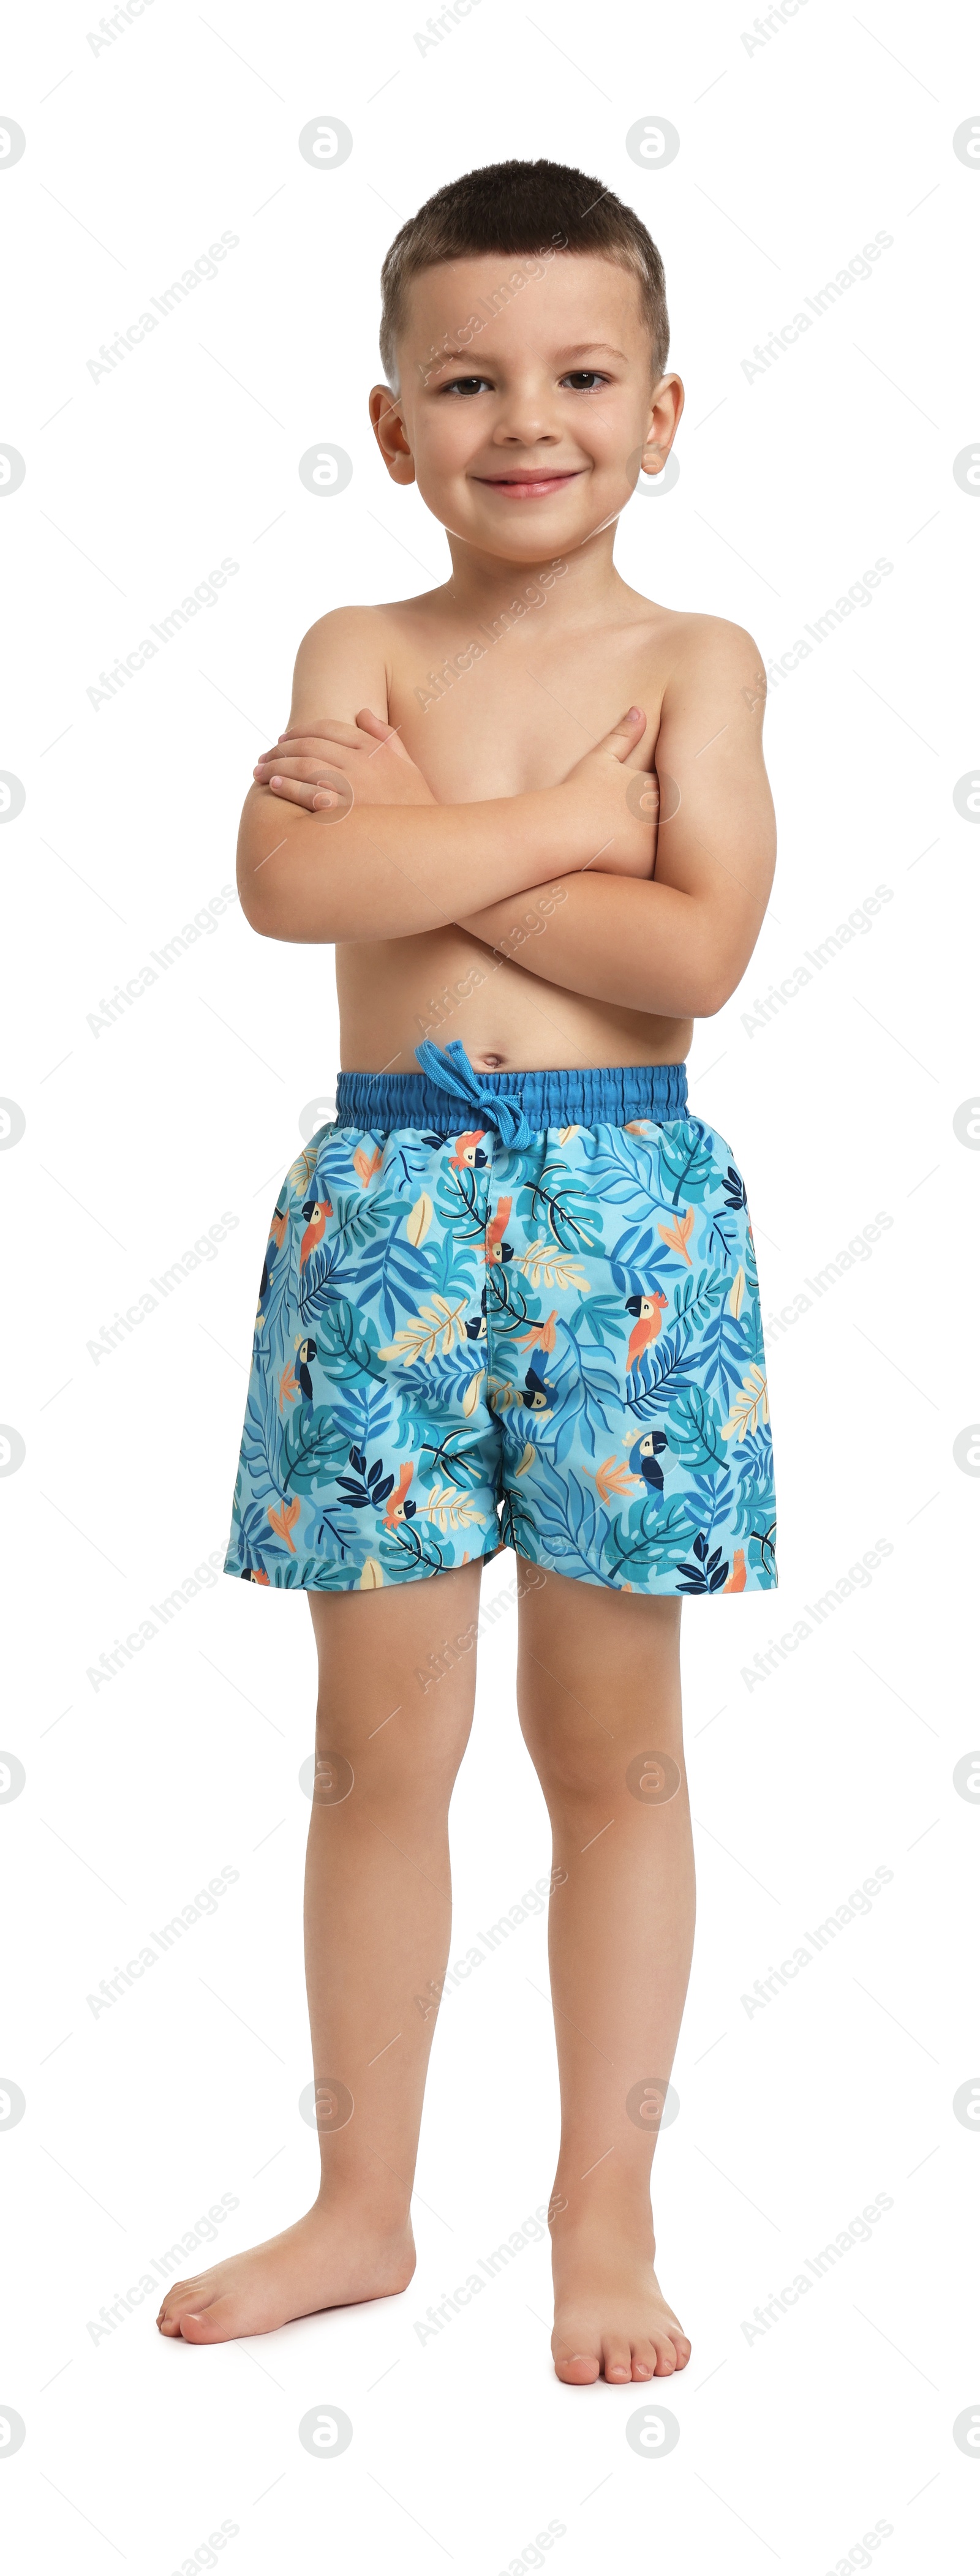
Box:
[171,2297,229,2343]
[631,2339,658,2379]
[601,2336,633,2383]
[553,2347,601,2385]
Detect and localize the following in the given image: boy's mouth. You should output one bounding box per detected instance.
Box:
[474,469,583,500]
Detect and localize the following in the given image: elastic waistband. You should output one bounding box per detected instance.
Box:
[334,1057,688,1135]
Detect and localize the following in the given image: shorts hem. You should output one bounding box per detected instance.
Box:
[224,1536,776,1599]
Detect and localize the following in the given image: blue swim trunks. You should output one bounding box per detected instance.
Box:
[224,1043,777,1598]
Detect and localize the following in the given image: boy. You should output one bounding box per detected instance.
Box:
[157,159,777,2384]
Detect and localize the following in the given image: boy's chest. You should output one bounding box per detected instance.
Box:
[386,609,668,803]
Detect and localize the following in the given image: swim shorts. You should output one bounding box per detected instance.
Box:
[224,1043,777,1597]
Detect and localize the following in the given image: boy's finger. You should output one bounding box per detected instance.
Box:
[276,722,366,751]
[605,707,647,761]
[255,755,350,783]
[353,707,408,756]
[265,775,322,809]
[257,740,358,764]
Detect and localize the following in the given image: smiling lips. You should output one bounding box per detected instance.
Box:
[475,469,582,499]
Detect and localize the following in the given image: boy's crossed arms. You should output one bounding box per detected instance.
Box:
[238,610,776,1024]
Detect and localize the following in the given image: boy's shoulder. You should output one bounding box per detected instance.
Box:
[623,585,761,670]
[614,592,765,727]
[289,601,402,723]
[288,591,764,726]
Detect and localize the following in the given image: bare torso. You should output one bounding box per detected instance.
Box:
[332,580,695,1075]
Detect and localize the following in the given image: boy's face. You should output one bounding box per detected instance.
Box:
[371,252,682,565]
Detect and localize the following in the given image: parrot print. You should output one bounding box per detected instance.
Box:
[224,1102,777,1596]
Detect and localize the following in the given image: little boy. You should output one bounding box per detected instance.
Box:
[157,159,777,2384]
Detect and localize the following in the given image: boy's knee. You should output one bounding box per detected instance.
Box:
[520,1714,611,1804]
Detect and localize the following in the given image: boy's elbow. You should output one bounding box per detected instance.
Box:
[236,797,303,939]
[237,868,288,941]
[696,974,729,1018]
[693,953,739,1018]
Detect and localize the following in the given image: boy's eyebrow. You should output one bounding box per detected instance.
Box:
[423,339,628,370]
[551,342,627,362]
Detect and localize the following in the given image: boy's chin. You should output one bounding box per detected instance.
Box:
[434,495,627,562]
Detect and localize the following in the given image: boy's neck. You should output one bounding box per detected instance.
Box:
[442,518,631,623]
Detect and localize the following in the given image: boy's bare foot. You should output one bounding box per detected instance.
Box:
[551,2215,691,2385]
[156,2201,415,2343]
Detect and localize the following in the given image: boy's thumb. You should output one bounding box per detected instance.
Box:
[355,705,408,756]
[603,707,647,761]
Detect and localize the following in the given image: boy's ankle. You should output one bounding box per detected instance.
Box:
[549,2166,656,2244]
[311,2175,413,2234]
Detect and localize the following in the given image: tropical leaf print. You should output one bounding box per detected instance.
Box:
[658,1207,696,1266]
[314,1296,382,1382]
[721,1365,769,1440]
[657,1122,718,1206]
[280,1405,350,1492]
[421,1479,483,1531]
[668,1388,729,1472]
[268,1496,301,1550]
[224,1106,777,1594]
[672,1266,730,1339]
[592,1455,643,1504]
[376,1296,472,1364]
[406,1190,434,1246]
[285,1144,322,1197]
[514,1241,590,1291]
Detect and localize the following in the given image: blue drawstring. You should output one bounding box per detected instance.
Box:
[413,1039,535,1151]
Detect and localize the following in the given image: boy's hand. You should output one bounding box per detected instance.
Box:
[560,707,660,879]
[253,708,437,813]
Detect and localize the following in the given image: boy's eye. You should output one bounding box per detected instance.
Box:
[560,370,609,390]
[439,375,492,396]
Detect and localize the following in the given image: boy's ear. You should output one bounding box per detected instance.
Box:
[639,372,685,478]
[369,384,417,485]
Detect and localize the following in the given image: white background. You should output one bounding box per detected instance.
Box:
[2,0,978,2567]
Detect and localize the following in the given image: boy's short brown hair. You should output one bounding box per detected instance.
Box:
[379,158,669,388]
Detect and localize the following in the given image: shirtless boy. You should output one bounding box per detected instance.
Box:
[157,158,778,2385]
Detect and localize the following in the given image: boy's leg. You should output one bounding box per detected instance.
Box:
[516,1562,695,2386]
[157,1562,482,2342]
